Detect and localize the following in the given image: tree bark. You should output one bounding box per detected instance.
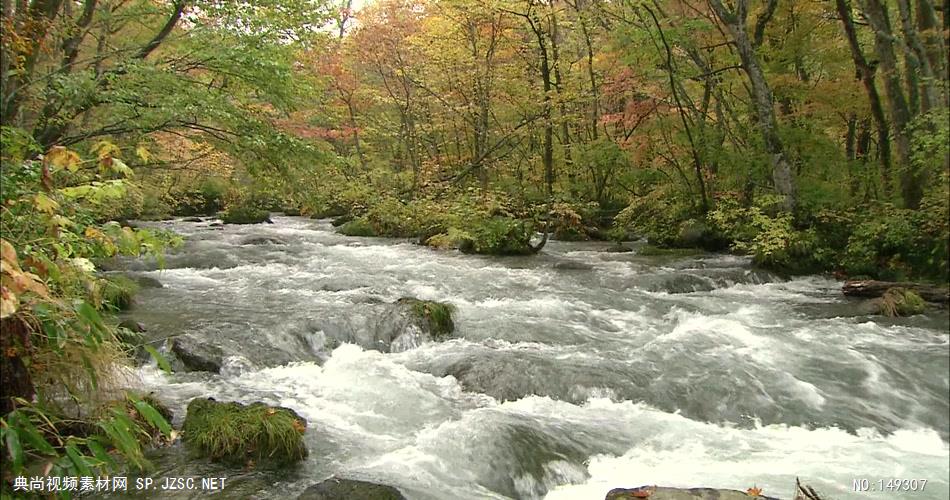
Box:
[709,0,797,212]
[835,0,893,194]
[860,0,921,208]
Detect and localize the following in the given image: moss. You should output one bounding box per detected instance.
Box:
[182,398,307,465]
[338,218,377,236]
[221,206,272,224]
[876,288,927,317]
[399,298,455,339]
[101,275,140,311]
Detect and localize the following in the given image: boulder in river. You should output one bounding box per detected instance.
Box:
[365,298,457,352]
[171,335,225,372]
[240,236,287,245]
[553,260,594,271]
[871,287,927,317]
[297,478,406,500]
[606,486,779,500]
[221,207,273,225]
[182,398,307,465]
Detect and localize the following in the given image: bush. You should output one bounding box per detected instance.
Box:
[182,398,307,465]
[338,218,377,236]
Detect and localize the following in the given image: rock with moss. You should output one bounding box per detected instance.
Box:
[873,287,927,317]
[101,275,140,310]
[298,478,406,500]
[400,298,455,339]
[221,207,273,225]
[182,398,307,465]
[605,486,779,500]
[338,218,377,236]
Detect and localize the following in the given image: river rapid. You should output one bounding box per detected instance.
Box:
[116,215,949,500]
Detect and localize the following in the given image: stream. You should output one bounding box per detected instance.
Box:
[114,215,949,499]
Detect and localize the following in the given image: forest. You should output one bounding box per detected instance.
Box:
[0,0,948,497]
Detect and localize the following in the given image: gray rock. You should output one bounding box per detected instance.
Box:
[240,236,287,245]
[605,243,633,253]
[606,486,780,500]
[553,260,594,271]
[171,335,224,373]
[132,275,163,288]
[182,217,204,222]
[298,478,406,500]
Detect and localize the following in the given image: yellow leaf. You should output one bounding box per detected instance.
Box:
[0,285,18,319]
[746,486,763,497]
[135,145,151,162]
[33,193,59,214]
[90,140,121,160]
[0,240,18,269]
[110,158,134,178]
[47,146,82,172]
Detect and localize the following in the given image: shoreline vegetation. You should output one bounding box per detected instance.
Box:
[1,0,947,498]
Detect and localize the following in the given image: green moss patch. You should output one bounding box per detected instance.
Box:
[221,207,272,224]
[399,298,455,339]
[182,398,307,465]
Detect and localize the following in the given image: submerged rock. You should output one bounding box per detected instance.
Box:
[182,216,204,222]
[606,486,779,500]
[297,478,406,500]
[182,398,307,465]
[553,260,595,271]
[171,335,224,373]
[240,236,287,246]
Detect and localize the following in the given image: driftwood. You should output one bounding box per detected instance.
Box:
[842,280,949,303]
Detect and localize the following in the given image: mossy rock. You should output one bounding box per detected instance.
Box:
[101,275,140,311]
[221,207,273,225]
[874,288,927,317]
[331,214,354,227]
[338,218,377,237]
[182,398,307,465]
[398,298,455,339]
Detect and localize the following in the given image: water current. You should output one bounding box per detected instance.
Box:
[115,216,949,499]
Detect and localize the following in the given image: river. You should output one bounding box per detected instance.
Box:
[116,215,949,499]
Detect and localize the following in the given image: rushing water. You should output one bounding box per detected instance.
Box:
[115,216,949,500]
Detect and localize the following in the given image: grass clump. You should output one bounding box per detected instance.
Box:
[100,275,140,310]
[182,398,307,465]
[399,298,456,338]
[876,288,927,317]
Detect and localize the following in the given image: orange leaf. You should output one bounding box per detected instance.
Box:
[747,486,763,496]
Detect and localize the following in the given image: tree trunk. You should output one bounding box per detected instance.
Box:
[860,0,921,208]
[709,0,797,212]
[836,0,894,195]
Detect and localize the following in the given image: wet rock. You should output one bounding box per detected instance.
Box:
[297,478,406,500]
[118,319,147,333]
[131,274,163,288]
[331,214,354,227]
[367,298,456,352]
[182,398,307,465]
[209,222,224,227]
[553,260,594,271]
[240,236,287,246]
[182,216,204,222]
[605,243,633,253]
[648,274,716,294]
[221,207,273,225]
[606,486,779,500]
[171,335,224,373]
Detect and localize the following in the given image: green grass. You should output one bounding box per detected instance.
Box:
[182,398,307,465]
[877,288,927,317]
[101,275,140,310]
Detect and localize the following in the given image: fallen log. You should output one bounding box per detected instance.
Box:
[842,280,949,303]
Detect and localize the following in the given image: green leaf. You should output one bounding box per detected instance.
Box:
[10,412,56,455]
[143,345,171,373]
[86,437,117,470]
[65,442,94,477]
[110,158,134,178]
[2,424,24,475]
[131,398,172,437]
